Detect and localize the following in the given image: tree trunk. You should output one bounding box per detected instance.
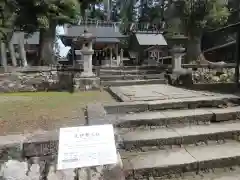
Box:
[186,35,226,67]
[0,41,8,72]
[38,22,57,65]
[18,34,28,67]
[186,36,203,63]
[8,40,17,67]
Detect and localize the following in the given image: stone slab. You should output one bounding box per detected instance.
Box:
[104,94,240,113]
[123,141,240,177]
[114,108,215,127]
[109,84,221,102]
[186,141,240,169]
[160,109,213,126]
[114,111,167,127]
[209,106,240,122]
[104,101,149,114]
[100,74,164,81]
[119,121,240,148]
[122,148,196,171]
[102,79,166,87]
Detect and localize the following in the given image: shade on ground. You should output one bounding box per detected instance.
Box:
[0,91,114,135]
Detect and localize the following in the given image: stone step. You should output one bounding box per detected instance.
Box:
[101,79,166,87]
[115,108,213,128]
[118,121,240,150]
[122,141,240,178]
[114,107,240,128]
[104,94,240,114]
[100,74,164,81]
[100,69,163,75]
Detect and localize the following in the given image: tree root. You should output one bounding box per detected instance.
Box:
[196,53,227,68]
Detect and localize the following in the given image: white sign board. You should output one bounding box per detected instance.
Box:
[57,124,117,170]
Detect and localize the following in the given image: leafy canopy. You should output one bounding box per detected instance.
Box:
[176,0,230,36]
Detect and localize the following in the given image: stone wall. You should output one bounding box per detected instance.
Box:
[0,70,73,93]
[0,130,125,180]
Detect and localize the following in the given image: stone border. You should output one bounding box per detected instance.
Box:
[184,83,239,93]
[102,94,240,114]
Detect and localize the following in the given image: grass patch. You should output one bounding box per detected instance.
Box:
[0,91,114,135]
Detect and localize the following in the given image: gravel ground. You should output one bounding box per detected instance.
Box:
[0,91,114,135]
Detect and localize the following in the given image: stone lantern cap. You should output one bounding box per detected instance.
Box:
[166,34,188,46]
[72,29,96,46]
[170,45,185,54]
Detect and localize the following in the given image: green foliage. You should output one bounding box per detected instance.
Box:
[0,0,18,40]
[15,0,79,33]
[176,0,230,36]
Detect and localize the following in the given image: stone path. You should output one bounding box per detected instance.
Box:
[109,84,219,102]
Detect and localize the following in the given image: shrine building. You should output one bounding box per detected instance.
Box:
[60,24,127,66]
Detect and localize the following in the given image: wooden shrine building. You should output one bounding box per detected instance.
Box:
[60,25,127,66]
[128,31,168,65]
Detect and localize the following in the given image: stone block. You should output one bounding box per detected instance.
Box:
[104,101,149,114]
[120,128,181,149]
[209,107,240,122]
[86,103,107,125]
[0,134,26,161]
[47,164,76,180]
[161,109,213,127]
[148,99,187,111]
[0,160,30,180]
[115,112,167,128]
[74,77,100,91]
[23,130,59,157]
[185,141,240,170]
[123,148,197,177]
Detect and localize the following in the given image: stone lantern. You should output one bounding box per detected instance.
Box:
[72,29,100,91]
[167,34,188,72]
[165,34,193,85]
[73,29,96,77]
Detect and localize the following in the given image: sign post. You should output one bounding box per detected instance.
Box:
[57,124,118,171]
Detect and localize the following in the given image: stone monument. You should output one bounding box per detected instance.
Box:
[73,30,100,91]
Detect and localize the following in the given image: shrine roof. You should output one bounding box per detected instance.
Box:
[65,25,126,38]
[135,33,167,46]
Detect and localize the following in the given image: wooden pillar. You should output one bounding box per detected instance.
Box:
[110,47,113,67]
[115,44,119,66]
[235,28,240,86]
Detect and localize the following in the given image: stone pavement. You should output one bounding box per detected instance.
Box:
[109,84,219,102]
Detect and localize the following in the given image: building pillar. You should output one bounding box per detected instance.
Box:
[115,44,120,66]
[110,47,113,67]
[120,49,124,66]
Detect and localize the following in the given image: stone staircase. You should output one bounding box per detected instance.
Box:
[107,94,240,179]
[99,66,166,87]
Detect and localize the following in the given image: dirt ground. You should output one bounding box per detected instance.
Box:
[0,91,114,135]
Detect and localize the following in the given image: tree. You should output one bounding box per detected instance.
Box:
[169,0,230,63]
[15,0,79,65]
[0,0,19,69]
[78,0,102,19]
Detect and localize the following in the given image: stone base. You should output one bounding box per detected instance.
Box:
[165,68,193,86]
[73,77,100,91]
